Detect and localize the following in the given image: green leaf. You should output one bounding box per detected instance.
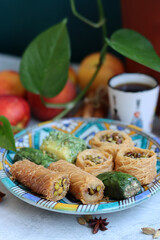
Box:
[0,116,16,152]
[106,29,160,72]
[20,19,70,98]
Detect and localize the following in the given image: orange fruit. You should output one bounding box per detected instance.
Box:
[77,53,125,90]
[0,70,26,97]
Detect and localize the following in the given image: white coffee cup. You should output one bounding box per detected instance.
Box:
[108,73,159,132]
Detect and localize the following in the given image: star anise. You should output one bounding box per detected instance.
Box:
[0,191,6,202]
[88,217,109,234]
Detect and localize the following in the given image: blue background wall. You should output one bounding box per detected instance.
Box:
[0,0,122,62]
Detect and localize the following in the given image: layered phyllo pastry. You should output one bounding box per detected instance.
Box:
[89,130,134,159]
[40,131,87,163]
[76,149,113,176]
[48,160,105,204]
[10,159,70,201]
[115,147,157,185]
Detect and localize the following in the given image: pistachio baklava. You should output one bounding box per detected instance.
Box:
[89,130,134,159]
[48,160,105,204]
[76,149,113,176]
[115,147,157,185]
[40,131,87,163]
[10,159,70,201]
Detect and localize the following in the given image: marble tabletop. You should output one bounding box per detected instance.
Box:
[0,53,160,240]
[0,181,160,240]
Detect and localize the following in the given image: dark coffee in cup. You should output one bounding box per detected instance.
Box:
[115,82,152,92]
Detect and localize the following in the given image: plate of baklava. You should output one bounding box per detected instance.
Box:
[0,118,160,214]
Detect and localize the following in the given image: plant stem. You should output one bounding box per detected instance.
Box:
[70,0,105,28]
[51,42,108,121]
[40,96,73,109]
[53,107,71,120]
[97,0,107,47]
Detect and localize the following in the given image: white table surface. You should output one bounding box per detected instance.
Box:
[0,53,160,240]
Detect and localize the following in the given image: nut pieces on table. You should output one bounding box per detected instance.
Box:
[141,227,160,239]
[77,216,109,234]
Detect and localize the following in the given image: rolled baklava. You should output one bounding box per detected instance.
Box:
[10,159,70,201]
[48,160,105,204]
[76,149,113,176]
[89,130,134,159]
[115,147,157,185]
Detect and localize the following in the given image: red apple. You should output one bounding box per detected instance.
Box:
[27,80,76,121]
[0,96,30,130]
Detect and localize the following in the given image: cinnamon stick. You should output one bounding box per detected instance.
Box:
[82,102,94,118]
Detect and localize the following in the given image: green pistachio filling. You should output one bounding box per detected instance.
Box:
[54,178,68,196]
[124,152,151,159]
[88,185,101,195]
[85,154,104,164]
[124,181,141,198]
[100,133,124,144]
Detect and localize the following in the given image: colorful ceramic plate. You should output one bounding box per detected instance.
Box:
[0,118,160,215]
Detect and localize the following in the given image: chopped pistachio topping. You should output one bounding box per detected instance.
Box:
[124,151,151,159]
[100,132,124,144]
[42,131,87,163]
[86,154,103,164]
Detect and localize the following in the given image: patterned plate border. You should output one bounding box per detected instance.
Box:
[0,118,160,215]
